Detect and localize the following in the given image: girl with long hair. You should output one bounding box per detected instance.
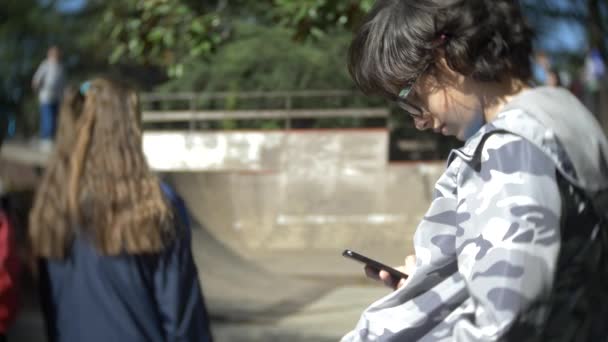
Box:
[29,78,212,342]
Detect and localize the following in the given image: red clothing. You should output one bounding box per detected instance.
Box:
[0,210,19,333]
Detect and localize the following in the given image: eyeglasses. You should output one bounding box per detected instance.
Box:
[396,64,429,118]
[396,95,424,118]
[396,34,448,118]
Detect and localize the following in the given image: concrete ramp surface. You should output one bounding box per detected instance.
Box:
[188,217,334,321]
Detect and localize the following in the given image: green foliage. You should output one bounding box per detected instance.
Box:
[272,0,375,40]
[97,0,378,77]
[99,0,227,77]
[158,23,373,100]
[153,22,383,129]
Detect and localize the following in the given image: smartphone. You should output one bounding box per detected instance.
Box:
[342,249,409,280]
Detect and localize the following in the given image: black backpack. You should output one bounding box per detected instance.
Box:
[509,173,608,342]
[469,130,608,341]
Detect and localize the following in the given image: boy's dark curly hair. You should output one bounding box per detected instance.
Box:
[348,0,534,100]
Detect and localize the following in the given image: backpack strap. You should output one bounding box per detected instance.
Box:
[465,129,512,172]
[590,189,608,224]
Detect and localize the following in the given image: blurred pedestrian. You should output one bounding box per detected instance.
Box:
[345,0,608,341]
[546,68,562,87]
[532,51,551,86]
[583,48,606,116]
[29,78,213,342]
[32,46,65,150]
[0,113,22,342]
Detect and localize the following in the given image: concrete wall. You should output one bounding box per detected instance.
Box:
[158,129,445,255]
[143,131,285,171]
[168,163,443,255]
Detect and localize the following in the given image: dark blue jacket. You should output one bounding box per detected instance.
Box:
[40,184,213,342]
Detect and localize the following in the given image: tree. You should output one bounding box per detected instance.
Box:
[96,0,379,77]
[271,0,375,40]
[97,0,229,78]
[271,0,607,60]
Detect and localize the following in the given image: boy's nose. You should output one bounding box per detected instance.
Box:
[414,117,432,131]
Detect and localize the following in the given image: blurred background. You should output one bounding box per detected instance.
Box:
[2,0,605,149]
[0,0,607,341]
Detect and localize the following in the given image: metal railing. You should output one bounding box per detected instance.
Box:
[140,90,389,129]
[141,89,360,103]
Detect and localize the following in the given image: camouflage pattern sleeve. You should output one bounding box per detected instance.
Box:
[431,132,562,341]
[342,132,563,342]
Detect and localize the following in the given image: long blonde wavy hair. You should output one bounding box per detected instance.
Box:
[29,78,174,258]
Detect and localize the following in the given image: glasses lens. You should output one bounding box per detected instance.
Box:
[397,100,423,118]
[398,86,412,99]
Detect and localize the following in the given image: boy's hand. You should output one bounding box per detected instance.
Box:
[364,255,416,290]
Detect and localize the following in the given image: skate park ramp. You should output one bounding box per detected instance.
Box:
[155,129,444,340]
[157,130,442,255]
[158,129,444,327]
[186,214,334,321]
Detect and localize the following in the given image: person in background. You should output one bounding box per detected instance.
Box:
[582,48,606,116]
[532,51,551,86]
[32,46,65,150]
[344,0,608,340]
[0,113,21,342]
[546,68,562,87]
[28,78,213,342]
[533,51,564,88]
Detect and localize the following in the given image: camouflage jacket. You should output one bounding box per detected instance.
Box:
[342,88,608,342]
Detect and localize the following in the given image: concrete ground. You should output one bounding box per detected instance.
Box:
[211,286,389,342]
[8,254,392,342]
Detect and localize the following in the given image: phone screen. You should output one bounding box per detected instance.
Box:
[342,249,409,280]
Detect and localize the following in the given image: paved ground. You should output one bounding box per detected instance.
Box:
[8,256,391,342]
[211,286,389,342]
